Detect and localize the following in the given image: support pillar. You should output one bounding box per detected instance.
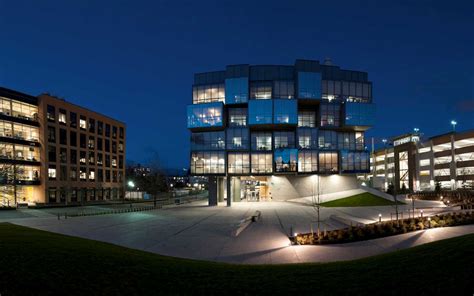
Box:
[226,176,231,207]
[218,177,225,202]
[232,177,241,202]
[208,176,218,206]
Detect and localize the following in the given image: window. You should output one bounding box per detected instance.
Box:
[97,153,103,165]
[59,148,67,163]
[112,141,117,153]
[112,126,117,138]
[187,103,224,128]
[60,166,67,181]
[248,100,272,125]
[273,99,297,124]
[8,99,38,121]
[89,169,95,181]
[70,167,77,181]
[105,154,110,167]
[344,102,375,126]
[338,132,356,150]
[48,126,56,143]
[78,116,86,130]
[319,152,338,173]
[10,122,39,141]
[341,151,369,172]
[48,188,57,203]
[88,136,95,149]
[47,105,55,122]
[274,131,295,149]
[297,128,318,149]
[191,131,225,150]
[273,80,294,99]
[298,151,318,172]
[70,149,77,164]
[192,83,225,104]
[118,141,124,153]
[97,121,103,135]
[228,108,247,127]
[420,159,430,167]
[98,169,103,182]
[80,133,86,148]
[228,153,250,174]
[226,128,249,150]
[88,151,95,164]
[80,167,87,181]
[89,119,95,133]
[48,146,56,162]
[119,127,124,138]
[318,130,338,149]
[190,151,225,174]
[251,153,273,174]
[250,81,272,99]
[105,170,111,182]
[70,112,77,128]
[119,155,123,169]
[356,132,365,150]
[111,156,117,167]
[48,165,56,180]
[298,72,321,99]
[80,151,86,164]
[105,124,110,137]
[251,132,272,151]
[59,109,66,124]
[225,78,248,104]
[70,131,77,146]
[320,103,341,127]
[97,138,103,151]
[298,111,316,127]
[274,149,298,172]
[105,139,110,152]
[59,129,67,145]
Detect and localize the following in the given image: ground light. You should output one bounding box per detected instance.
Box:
[378,213,382,222]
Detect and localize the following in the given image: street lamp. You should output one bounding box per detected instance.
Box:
[382,139,387,146]
[414,128,419,133]
[451,120,457,132]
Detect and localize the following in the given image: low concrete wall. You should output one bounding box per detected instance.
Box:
[269,175,359,201]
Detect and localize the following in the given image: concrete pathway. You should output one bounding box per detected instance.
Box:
[7,201,473,264]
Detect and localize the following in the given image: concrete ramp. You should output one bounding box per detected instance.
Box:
[329,214,375,227]
[287,189,365,206]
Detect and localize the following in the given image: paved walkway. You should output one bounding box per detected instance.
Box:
[8,201,473,264]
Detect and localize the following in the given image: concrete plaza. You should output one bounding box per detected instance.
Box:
[5,198,474,264]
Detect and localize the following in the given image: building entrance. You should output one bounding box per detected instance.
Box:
[241,176,271,202]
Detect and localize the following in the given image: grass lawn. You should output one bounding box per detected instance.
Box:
[320,192,405,207]
[0,223,472,295]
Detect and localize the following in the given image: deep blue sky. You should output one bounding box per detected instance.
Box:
[1,0,473,169]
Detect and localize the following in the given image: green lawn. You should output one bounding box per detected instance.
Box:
[0,223,472,295]
[320,192,405,207]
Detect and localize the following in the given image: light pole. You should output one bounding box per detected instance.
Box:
[414,128,419,134]
[128,180,135,200]
[451,120,457,132]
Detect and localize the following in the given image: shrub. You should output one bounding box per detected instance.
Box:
[418,222,424,230]
[337,229,346,241]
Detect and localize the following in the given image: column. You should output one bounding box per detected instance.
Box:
[226,176,232,207]
[208,176,218,206]
[232,177,241,202]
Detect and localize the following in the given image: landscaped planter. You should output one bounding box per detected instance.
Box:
[293,211,474,245]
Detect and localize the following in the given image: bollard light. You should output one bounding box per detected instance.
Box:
[428,217,431,228]
[378,213,382,222]
[420,209,423,218]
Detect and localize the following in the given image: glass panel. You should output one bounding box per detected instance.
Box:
[298,111,316,127]
[319,152,338,173]
[320,103,341,127]
[228,108,247,127]
[187,102,223,128]
[251,132,272,151]
[298,150,318,172]
[190,151,225,174]
[273,99,297,124]
[344,102,376,126]
[227,153,250,174]
[225,78,248,104]
[274,149,298,172]
[192,84,225,104]
[297,128,318,149]
[274,131,295,149]
[251,153,273,174]
[248,100,272,125]
[250,81,272,99]
[298,72,321,99]
[273,80,294,99]
[190,131,225,150]
[226,128,249,150]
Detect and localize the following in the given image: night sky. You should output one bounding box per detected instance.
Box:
[1,0,473,170]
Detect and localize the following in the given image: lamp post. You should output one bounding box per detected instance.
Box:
[414,128,419,134]
[451,120,457,132]
[378,213,382,223]
[128,180,135,200]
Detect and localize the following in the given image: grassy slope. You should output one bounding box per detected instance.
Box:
[0,223,472,295]
[320,192,404,207]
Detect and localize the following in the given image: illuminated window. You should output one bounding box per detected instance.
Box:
[250,81,272,99]
[319,152,338,173]
[48,166,57,180]
[193,83,225,104]
[79,116,87,130]
[228,153,250,174]
[251,153,273,174]
[298,151,318,172]
[59,109,67,124]
[251,132,272,151]
[274,149,298,172]
[298,111,316,127]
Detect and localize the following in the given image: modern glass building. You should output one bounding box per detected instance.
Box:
[187,60,375,205]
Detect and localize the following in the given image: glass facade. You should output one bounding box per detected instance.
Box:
[187,102,223,128]
[228,152,250,174]
[274,149,298,172]
[191,131,225,150]
[226,128,249,150]
[225,78,248,104]
[188,60,373,177]
[190,151,225,174]
[251,153,273,174]
[273,99,297,125]
[248,100,272,125]
[298,72,321,99]
[344,102,376,126]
